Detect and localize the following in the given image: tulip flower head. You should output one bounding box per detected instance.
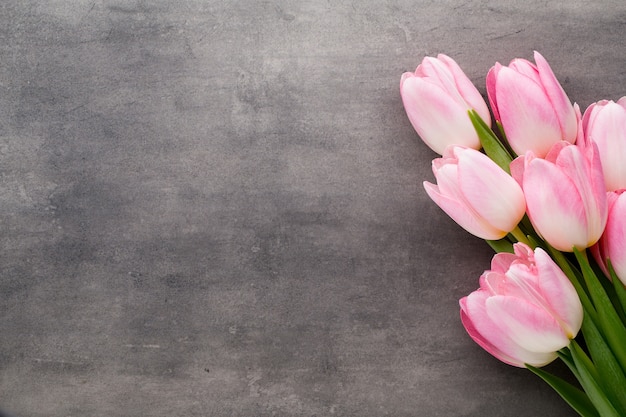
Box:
[423,146,526,240]
[511,141,607,252]
[460,243,583,368]
[487,51,577,158]
[401,54,491,155]
[592,190,626,286]
[581,97,626,191]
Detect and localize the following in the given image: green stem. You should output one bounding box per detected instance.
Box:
[510,226,531,246]
[569,340,622,417]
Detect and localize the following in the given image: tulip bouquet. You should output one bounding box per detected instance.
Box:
[401,52,626,416]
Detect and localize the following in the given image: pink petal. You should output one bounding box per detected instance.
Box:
[555,144,607,245]
[490,252,519,274]
[430,159,461,199]
[508,58,540,85]
[486,64,501,121]
[486,264,541,302]
[495,67,562,157]
[592,191,623,276]
[512,242,535,260]
[456,149,526,232]
[604,192,626,285]
[400,71,415,89]
[423,181,505,240]
[544,141,571,164]
[437,54,492,124]
[589,101,626,191]
[401,76,480,154]
[486,295,570,353]
[523,158,589,251]
[574,103,584,146]
[460,300,526,367]
[480,271,507,295]
[534,51,578,143]
[418,57,465,102]
[509,155,526,187]
[590,241,610,278]
[534,248,583,337]
[581,101,603,133]
[461,292,558,367]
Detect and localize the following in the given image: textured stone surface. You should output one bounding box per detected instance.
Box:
[1,1,624,416]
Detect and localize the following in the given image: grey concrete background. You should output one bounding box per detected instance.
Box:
[0,1,624,416]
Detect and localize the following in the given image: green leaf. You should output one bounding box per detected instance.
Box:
[526,363,599,417]
[519,215,541,246]
[494,120,518,158]
[569,341,622,417]
[581,315,626,415]
[608,260,626,321]
[468,110,513,173]
[589,257,626,324]
[495,120,508,143]
[574,249,626,376]
[558,348,575,370]
[486,238,514,254]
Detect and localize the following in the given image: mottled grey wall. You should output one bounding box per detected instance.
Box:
[1,1,624,416]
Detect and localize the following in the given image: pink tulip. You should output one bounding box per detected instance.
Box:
[423,146,526,240]
[460,243,583,367]
[581,97,626,191]
[510,141,607,251]
[401,54,491,155]
[592,190,626,286]
[486,51,577,158]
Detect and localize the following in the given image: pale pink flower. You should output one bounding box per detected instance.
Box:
[581,97,626,191]
[401,54,491,155]
[511,141,607,251]
[460,243,583,367]
[487,51,577,158]
[424,146,525,240]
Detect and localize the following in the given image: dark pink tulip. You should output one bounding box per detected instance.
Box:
[460,243,583,367]
[401,54,491,155]
[487,52,577,158]
[592,190,626,286]
[511,141,607,252]
[582,97,626,191]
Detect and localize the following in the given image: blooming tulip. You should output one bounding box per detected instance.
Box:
[401,54,491,155]
[423,146,526,240]
[592,190,626,286]
[581,97,626,191]
[486,51,577,158]
[460,243,583,367]
[511,141,607,251]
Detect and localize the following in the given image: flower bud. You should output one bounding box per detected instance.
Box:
[581,97,626,191]
[401,54,491,155]
[486,52,577,157]
[424,146,525,240]
[511,141,607,251]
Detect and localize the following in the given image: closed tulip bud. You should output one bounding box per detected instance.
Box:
[401,54,491,155]
[581,97,626,191]
[592,190,626,286]
[511,141,607,252]
[423,146,526,240]
[460,243,583,368]
[486,51,577,158]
